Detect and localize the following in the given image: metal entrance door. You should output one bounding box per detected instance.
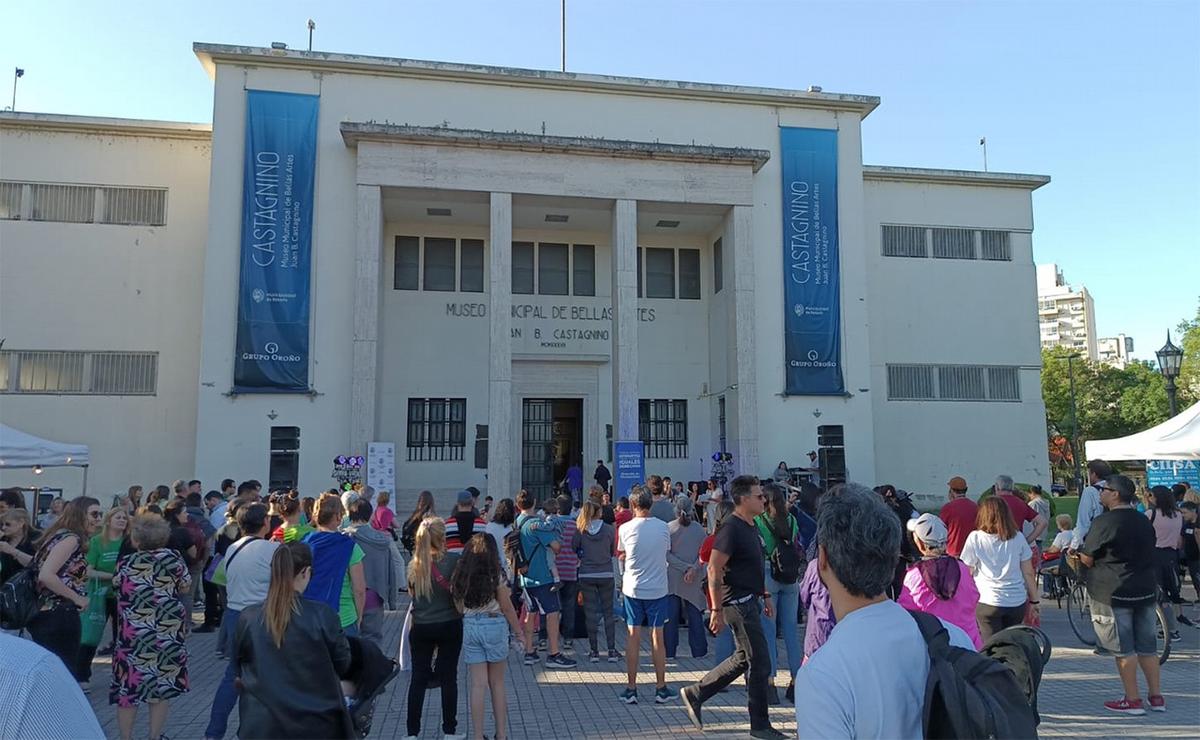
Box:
[521,399,555,500]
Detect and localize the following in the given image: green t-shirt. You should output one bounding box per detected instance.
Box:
[754,513,798,556]
[283,523,315,543]
[86,534,124,575]
[338,544,366,628]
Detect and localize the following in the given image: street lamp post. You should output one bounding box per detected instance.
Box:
[1156,331,1184,417]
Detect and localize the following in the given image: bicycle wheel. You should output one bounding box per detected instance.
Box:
[1067,584,1096,646]
[1155,604,1172,665]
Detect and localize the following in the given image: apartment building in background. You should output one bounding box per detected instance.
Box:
[1037,263,1097,360]
[1097,334,1135,368]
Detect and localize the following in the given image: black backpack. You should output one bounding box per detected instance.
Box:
[504,516,544,580]
[0,565,40,630]
[982,625,1052,725]
[908,610,1041,739]
[767,515,802,585]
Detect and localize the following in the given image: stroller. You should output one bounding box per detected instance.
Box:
[345,636,402,737]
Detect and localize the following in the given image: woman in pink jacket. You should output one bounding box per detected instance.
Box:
[899,513,983,649]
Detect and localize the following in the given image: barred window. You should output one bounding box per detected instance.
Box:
[931,228,976,259]
[887,364,1021,402]
[638,398,688,459]
[981,230,1011,261]
[29,183,94,223]
[406,398,466,461]
[882,226,928,257]
[0,350,157,395]
[100,187,167,226]
[0,182,21,220]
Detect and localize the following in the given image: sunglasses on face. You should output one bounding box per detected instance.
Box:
[87,511,103,519]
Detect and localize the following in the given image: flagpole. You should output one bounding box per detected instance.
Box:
[561,0,566,72]
[980,137,988,172]
[11,68,23,112]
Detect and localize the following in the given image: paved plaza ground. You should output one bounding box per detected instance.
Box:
[83,598,1199,739]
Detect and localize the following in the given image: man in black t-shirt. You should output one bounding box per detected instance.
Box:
[1180,502,1200,602]
[1079,474,1163,715]
[680,475,785,740]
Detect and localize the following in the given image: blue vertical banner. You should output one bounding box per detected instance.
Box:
[613,441,646,502]
[780,127,844,395]
[233,90,319,392]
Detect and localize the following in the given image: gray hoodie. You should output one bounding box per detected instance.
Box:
[572,520,616,579]
[345,523,405,610]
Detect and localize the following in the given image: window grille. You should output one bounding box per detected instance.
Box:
[0,182,21,220]
[980,230,1012,261]
[931,228,976,259]
[887,364,1021,402]
[937,365,987,401]
[0,350,157,395]
[29,183,94,223]
[638,398,688,459]
[987,366,1021,401]
[406,398,466,461]
[100,187,167,226]
[882,226,928,257]
[0,181,168,225]
[886,365,936,400]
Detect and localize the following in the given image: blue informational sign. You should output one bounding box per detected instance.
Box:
[1146,459,1200,488]
[780,127,844,396]
[613,441,646,501]
[233,90,319,392]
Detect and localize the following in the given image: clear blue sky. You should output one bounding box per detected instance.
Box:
[4,0,1197,359]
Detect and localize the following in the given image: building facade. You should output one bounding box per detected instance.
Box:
[1097,334,1134,368]
[1036,262,1098,360]
[1,43,1052,507]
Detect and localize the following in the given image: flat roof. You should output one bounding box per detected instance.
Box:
[863,165,1050,190]
[0,111,211,141]
[194,43,880,118]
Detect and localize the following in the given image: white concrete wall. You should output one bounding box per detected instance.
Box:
[0,126,210,498]
[863,178,1049,500]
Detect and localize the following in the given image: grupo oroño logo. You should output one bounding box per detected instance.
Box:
[265,342,280,354]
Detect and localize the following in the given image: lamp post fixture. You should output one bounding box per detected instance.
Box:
[1156,331,1184,417]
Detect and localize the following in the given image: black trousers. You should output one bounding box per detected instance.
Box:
[29,603,83,681]
[976,602,1026,643]
[202,577,224,627]
[692,598,771,731]
[407,619,464,736]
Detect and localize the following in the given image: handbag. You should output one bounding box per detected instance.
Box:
[79,578,110,647]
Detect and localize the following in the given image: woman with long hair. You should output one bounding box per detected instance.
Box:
[370,490,397,538]
[754,482,802,702]
[451,533,522,740]
[302,493,367,636]
[270,494,314,543]
[960,496,1038,641]
[127,485,144,511]
[235,541,355,739]
[77,507,130,679]
[0,507,36,583]
[573,500,620,662]
[483,498,517,583]
[401,490,436,555]
[29,496,101,683]
[405,516,464,739]
[110,514,190,740]
[301,496,317,526]
[1147,485,1186,638]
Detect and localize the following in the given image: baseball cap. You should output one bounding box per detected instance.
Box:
[947,476,968,492]
[456,490,474,507]
[907,513,949,548]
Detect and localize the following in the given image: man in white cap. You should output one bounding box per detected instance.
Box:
[900,513,983,649]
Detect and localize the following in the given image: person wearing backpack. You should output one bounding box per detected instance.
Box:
[754,482,802,705]
[792,484,977,739]
[513,489,576,669]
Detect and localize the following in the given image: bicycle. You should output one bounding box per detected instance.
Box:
[1063,554,1170,664]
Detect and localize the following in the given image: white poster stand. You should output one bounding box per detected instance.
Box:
[367,442,396,495]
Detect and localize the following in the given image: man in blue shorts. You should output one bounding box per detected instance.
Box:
[617,486,672,704]
[516,489,577,669]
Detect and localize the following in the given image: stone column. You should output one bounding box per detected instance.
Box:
[728,205,759,474]
[611,199,639,441]
[350,185,383,455]
[487,192,513,496]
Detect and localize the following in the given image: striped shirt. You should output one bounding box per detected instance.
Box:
[0,633,104,738]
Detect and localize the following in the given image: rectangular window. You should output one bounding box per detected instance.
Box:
[572,244,595,296]
[678,248,701,299]
[0,182,21,220]
[981,230,1012,261]
[406,398,466,461]
[460,239,484,293]
[638,398,688,459]
[393,236,420,290]
[937,365,986,400]
[29,183,93,223]
[512,242,534,295]
[645,247,676,298]
[887,365,936,400]
[537,242,569,296]
[987,366,1021,401]
[886,363,1021,402]
[0,350,157,395]
[931,228,976,259]
[882,225,928,257]
[713,237,724,293]
[423,237,457,292]
[99,187,167,226]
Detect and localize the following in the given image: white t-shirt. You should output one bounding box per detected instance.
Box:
[224,536,280,611]
[617,515,670,600]
[1050,531,1072,551]
[959,531,1032,608]
[795,599,975,739]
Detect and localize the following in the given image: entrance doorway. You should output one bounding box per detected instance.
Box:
[521,398,582,502]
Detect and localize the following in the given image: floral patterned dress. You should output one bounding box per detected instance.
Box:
[110,547,191,707]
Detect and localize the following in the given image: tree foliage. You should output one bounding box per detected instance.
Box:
[1175,297,1200,402]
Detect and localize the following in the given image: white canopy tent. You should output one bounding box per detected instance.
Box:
[0,423,90,493]
[1085,402,1200,461]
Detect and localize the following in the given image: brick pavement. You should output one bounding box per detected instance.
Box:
[82,598,1199,739]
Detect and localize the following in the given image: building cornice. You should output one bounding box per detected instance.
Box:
[194,43,880,118]
[0,111,211,141]
[341,122,772,172]
[863,165,1050,190]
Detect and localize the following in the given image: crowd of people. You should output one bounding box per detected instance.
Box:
[0,462,1196,738]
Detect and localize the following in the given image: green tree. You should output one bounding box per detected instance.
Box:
[1174,297,1200,403]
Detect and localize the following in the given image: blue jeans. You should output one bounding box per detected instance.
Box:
[204,607,241,739]
[665,596,708,658]
[761,569,801,681]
